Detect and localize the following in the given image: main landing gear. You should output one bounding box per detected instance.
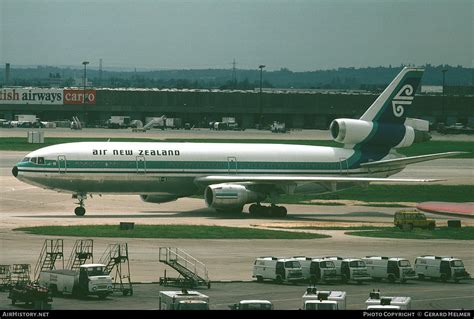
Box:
[73,193,87,216]
[249,203,287,217]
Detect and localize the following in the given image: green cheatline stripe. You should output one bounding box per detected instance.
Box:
[354,122,379,151]
[19,158,359,171]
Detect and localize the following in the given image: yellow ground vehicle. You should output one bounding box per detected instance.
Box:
[394,211,435,230]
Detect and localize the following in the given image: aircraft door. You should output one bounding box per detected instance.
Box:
[136,156,146,174]
[58,155,67,174]
[227,156,237,174]
[339,158,348,175]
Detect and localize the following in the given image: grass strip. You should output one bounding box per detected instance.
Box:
[277,185,474,204]
[14,224,330,239]
[345,226,474,240]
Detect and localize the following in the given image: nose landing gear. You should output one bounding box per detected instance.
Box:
[73,193,87,216]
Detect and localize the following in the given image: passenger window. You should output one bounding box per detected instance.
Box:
[37,157,45,165]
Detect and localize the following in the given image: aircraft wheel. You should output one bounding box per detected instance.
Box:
[278,206,288,217]
[270,206,287,217]
[249,204,259,215]
[74,206,86,216]
[388,274,396,283]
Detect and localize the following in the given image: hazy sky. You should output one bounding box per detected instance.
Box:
[1,0,472,71]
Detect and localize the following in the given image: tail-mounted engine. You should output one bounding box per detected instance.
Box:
[330,118,429,149]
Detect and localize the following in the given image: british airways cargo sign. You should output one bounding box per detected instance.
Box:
[63,89,96,104]
[0,88,96,105]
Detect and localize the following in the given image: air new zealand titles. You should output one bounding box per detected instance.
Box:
[92,149,181,156]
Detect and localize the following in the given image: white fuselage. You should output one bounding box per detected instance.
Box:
[14,142,402,196]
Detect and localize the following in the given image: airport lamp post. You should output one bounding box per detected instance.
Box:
[442,69,447,123]
[82,61,89,124]
[258,65,265,129]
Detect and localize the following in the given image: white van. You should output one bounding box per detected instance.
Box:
[415,256,470,283]
[253,257,304,283]
[323,256,372,283]
[363,256,417,283]
[293,257,339,283]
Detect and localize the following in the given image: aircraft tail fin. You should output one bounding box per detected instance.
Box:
[360,67,424,125]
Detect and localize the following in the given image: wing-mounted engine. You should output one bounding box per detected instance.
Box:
[204,184,264,210]
[329,118,428,149]
[140,194,178,203]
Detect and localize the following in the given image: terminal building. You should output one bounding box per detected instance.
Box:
[0,87,472,129]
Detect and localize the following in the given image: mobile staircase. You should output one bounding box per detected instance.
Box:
[99,243,133,296]
[67,239,93,271]
[133,115,166,132]
[71,116,82,130]
[34,239,64,280]
[159,247,210,289]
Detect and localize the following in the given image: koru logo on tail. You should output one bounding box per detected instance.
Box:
[392,84,414,117]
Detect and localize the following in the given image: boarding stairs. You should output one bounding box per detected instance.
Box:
[71,116,82,130]
[159,247,210,289]
[99,243,133,296]
[67,239,93,271]
[134,115,166,132]
[34,239,64,280]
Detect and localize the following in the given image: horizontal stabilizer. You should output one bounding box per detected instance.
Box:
[360,151,466,168]
[194,175,441,186]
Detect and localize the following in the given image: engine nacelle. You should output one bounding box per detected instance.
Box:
[330,118,418,148]
[140,194,178,203]
[204,184,262,210]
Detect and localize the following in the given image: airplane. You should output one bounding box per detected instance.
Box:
[12,67,462,217]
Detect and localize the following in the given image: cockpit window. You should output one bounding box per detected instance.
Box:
[22,157,30,162]
[30,157,37,164]
[37,157,45,165]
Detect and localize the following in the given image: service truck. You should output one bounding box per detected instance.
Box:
[38,264,113,299]
[323,257,372,284]
[158,290,209,310]
[253,257,304,284]
[365,290,411,310]
[363,256,417,283]
[229,300,273,310]
[13,114,40,128]
[293,257,339,283]
[8,282,52,310]
[302,287,346,310]
[271,121,286,133]
[106,116,131,129]
[165,118,183,129]
[414,255,470,283]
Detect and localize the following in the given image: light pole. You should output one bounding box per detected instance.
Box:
[82,61,89,124]
[258,65,265,128]
[442,69,448,123]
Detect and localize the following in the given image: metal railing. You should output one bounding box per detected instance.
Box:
[159,247,209,283]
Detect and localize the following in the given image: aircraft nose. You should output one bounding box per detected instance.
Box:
[12,166,18,177]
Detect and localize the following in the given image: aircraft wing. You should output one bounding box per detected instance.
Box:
[359,151,466,169]
[194,175,441,187]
